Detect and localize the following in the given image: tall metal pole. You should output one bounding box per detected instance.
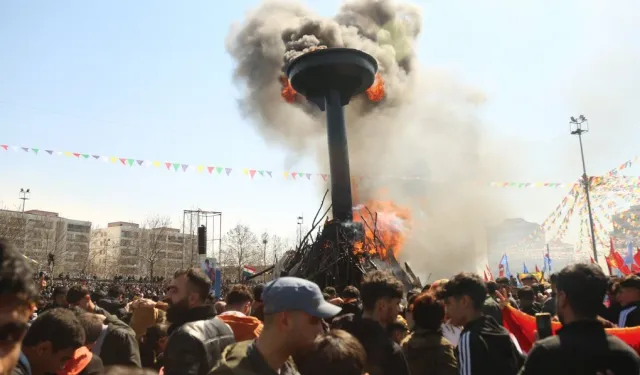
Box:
[570,116,598,262]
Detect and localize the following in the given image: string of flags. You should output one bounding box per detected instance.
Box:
[1,143,638,186]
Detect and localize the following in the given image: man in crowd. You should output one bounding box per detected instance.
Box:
[332,270,410,375]
[296,330,367,375]
[0,240,39,375]
[97,285,128,320]
[516,287,540,317]
[163,268,235,375]
[13,309,85,375]
[66,285,141,368]
[217,284,263,342]
[250,284,265,322]
[441,272,523,375]
[495,277,519,309]
[616,274,640,328]
[40,287,68,313]
[518,263,640,374]
[541,273,557,316]
[482,281,503,325]
[209,276,341,375]
[57,308,106,375]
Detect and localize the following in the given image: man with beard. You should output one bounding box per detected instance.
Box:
[518,264,640,375]
[163,268,234,375]
[331,271,409,375]
[209,277,341,375]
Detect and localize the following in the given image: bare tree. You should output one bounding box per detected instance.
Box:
[269,234,290,264]
[137,215,172,279]
[42,218,67,276]
[0,207,27,249]
[84,225,104,275]
[221,224,261,280]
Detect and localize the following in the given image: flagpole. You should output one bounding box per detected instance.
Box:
[546,244,551,273]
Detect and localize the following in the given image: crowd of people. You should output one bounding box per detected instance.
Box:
[2,237,640,375]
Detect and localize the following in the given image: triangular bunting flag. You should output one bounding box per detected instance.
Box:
[31,148,39,154]
[216,167,223,174]
[306,173,311,180]
[258,170,264,176]
[207,166,214,174]
[181,164,188,172]
[291,172,297,179]
[283,172,289,179]
[196,165,205,173]
[11,146,18,152]
[1,145,7,150]
[321,174,328,181]
[173,163,180,171]
[267,171,272,177]
[119,158,127,165]
[165,162,172,170]
[92,155,100,159]
[46,150,53,155]
[109,157,117,163]
[73,153,81,158]
[225,168,232,176]
[249,170,256,179]
[153,161,162,168]
[21,147,29,152]
[136,160,144,166]
[127,159,134,166]
[64,151,72,157]
[243,169,249,176]
[82,154,89,159]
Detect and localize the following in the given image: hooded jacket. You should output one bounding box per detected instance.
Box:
[217,311,263,342]
[207,340,298,375]
[93,307,141,368]
[457,315,523,375]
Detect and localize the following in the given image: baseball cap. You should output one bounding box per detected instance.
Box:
[262,277,342,318]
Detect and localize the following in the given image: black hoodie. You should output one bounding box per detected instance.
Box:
[457,315,523,375]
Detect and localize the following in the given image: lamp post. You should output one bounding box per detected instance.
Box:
[296,216,303,245]
[570,115,598,262]
[19,188,30,213]
[261,233,268,282]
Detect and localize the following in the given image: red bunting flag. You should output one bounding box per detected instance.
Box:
[207,166,214,174]
[119,158,127,165]
[249,170,256,179]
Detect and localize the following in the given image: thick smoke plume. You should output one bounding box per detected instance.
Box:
[226,0,504,278]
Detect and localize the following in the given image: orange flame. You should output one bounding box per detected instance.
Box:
[280,75,297,103]
[365,73,385,102]
[353,199,411,260]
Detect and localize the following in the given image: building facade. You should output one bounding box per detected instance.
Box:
[91,221,196,278]
[0,209,91,275]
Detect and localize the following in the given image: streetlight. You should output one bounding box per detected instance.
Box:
[261,233,268,282]
[570,115,598,262]
[297,215,304,244]
[19,188,30,213]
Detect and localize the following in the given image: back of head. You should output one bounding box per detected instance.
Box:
[252,284,265,302]
[66,285,90,305]
[296,329,366,375]
[517,286,535,301]
[68,307,106,345]
[485,281,498,295]
[440,273,486,310]
[556,263,607,319]
[0,239,38,304]
[411,292,445,330]
[174,268,211,302]
[341,286,360,300]
[360,271,404,311]
[108,285,125,299]
[225,284,253,306]
[324,286,337,299]
[23,308,85,352]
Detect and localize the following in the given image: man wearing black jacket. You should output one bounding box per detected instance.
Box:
[331,270,410,375]
[441,273,523,375]
[616,275,640,328]
[518,264,640,375]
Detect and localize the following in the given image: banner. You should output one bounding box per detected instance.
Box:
[3,142,628,187]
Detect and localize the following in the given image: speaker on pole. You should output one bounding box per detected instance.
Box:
[197,225,207,255]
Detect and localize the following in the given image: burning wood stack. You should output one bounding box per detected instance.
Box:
[277,48,419,290]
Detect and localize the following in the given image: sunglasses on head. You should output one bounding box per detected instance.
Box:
[0,321,29,346]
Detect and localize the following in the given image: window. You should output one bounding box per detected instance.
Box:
[68,224,90,233]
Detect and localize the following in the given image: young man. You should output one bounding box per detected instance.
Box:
[296,330,367,375]
[210,277,342,375]
[518,264,640,375]
[0,240,39,375]
[217,284,263,341]
[616,275,640,327]
[332,271,410,375]
[14,308,85,375]
[441,273,523,375]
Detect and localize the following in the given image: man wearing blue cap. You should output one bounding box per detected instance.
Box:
[209,277,342,375]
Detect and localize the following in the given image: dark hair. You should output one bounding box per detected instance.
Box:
[440,273,487,310]
[341,286,360,300]
[174,268,211,301]
[485,281,498,294]
[360,271,404,311]
[422,284,432,292]
[53,286,69,298]
[324,286,337,298]
[411,292,445,330]
[619,275,640,291]
[517,286,535,301]
[549,273,558,285]
[23,308,85,352]
[495,277,510,286]
[108,285,125,298]
[226,284,253,305]
[296,330,366,375]
[68,307,104,345]
[104,367,159,375]
[556,263,607,318]
[0,240,38,304]
[253,284,265,302]
[322,293,331,301]
[66,285,90,304]
[387,319,408,333]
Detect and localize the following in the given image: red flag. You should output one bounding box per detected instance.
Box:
[485,265,494,281]
[590,256,596,264]
[611,237,631,275]
[483,270,489,282]
[498,263,505,278]
[634,248,640,269]
[535,264,540,273]
[605,256,614,275]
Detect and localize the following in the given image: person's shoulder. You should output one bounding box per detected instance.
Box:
[607,334,640,358]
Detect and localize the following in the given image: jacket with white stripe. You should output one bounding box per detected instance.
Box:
[456,315,523,375]
[618,301,640,328]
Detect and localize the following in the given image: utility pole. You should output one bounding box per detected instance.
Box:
[19,188,30,213]
[570,115,598,262]
[19,188,30,256]
[261,233,268,282]
[297,215,303,245]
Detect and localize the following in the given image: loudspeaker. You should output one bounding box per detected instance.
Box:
[197,225,207,255]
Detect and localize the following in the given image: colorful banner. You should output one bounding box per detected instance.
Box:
[1,143,638,187]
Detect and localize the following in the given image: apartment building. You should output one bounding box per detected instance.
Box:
[91,221,196,278]
[0,209,92,275]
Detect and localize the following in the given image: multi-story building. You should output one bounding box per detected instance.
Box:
[0,209,91,275]
[91,221,196,278]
